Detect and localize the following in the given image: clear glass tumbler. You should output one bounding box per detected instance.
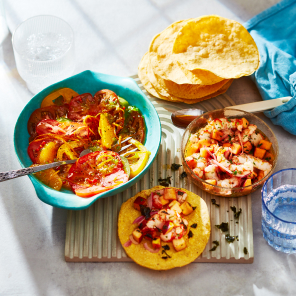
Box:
[262,168,296,253]
[12,15,75,94]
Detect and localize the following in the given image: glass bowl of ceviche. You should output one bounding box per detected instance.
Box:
[14,71,161,209]
[181,108,278,197]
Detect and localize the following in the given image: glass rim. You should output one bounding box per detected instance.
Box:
[12,15,74,63]
[262,168,296,224]
[181,108,279,192]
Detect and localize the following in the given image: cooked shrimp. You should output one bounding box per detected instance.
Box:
[193,156,207,178]
[217,177,241,188]
[204,164,219,180]
[250,132,263,147]
[237,154,272,176]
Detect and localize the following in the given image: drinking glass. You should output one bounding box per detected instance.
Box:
[262,168,296,253]
[12,15,75,94]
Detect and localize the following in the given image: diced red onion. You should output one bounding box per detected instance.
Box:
[129,235,139,245]
[205,147,216,160]
[237,132,244,154]
[133,215,145,224]
[124,239,132,247]
[150,210,159,216]
[143,242,160,253]
[215,166,221,179]
[224,150,230,159]
[147,194,152,209]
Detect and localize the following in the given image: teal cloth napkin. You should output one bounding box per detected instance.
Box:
[244,0,296,135]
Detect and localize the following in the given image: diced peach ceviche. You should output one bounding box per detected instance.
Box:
[185,117,274,193]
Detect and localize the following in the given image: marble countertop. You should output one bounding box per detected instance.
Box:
[1,0,296,295]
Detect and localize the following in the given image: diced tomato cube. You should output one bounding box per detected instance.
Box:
[133,196,147,211]
[152,193,163,209]
[138,219,147,230]
[186,158,197,169]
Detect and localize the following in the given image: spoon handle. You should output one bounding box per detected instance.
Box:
[0,159,76,182]
[225,96,292,113]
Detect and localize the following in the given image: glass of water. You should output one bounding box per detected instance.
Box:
[262,168,296,253]
[12,15,75,94]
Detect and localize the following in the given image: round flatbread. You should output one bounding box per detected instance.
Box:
[149,20,223,85]
[172,16,259,79]
[118,186,211,270]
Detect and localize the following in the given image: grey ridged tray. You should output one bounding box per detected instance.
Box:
[65,75,254,264]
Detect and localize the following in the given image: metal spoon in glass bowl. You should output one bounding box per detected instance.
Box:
[0,137,135,182]
[171,96,292,128]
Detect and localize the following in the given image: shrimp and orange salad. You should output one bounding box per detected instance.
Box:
[27,88,150,197]
[184,117,275,194]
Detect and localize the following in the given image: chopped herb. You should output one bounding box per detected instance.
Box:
[158,176,172,187]
[265,157,271,161]
[171,163,182,171]
[257,143,262,147]
[228,135,232,142]
[225,234,236,243]
[191,223,197,229]
[209,240,220,251]
[238,171,242,174]
[230,206,242,219]
[139,205,151,220]
[215,222,229,232]
[227,119,231,122]
[243,247,248,255]
[229,159,233,164]
[211,199,220,207]
[233,170,238,176]
[180,172,187,179]
[144,233,153,240]
[181,221,188,230]
[177,191,184,196]
[188,230,194,238]
[161,245,171,258]
[56,117,71,123]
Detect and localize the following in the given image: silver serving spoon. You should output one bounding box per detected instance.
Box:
[171,96,292,128]
[0,137,134,182]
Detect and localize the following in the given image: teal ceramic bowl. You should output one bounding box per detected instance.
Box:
[14,70,161,210]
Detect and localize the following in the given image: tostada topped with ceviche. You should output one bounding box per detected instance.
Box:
[27,88,150,197]
[118,186,210,270]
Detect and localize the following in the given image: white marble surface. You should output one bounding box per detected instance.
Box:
[1,0,296,295]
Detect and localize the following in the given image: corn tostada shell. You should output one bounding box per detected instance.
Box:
[118,186,211,270]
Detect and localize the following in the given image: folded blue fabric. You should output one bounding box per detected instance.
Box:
[244,0,296,135]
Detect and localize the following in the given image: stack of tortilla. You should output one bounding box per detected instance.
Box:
[138,16,259,104]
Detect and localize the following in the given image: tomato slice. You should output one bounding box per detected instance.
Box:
[36,119,65,135]
[68,93,100,121]
[67,150,128,197]
[75,170,128,197]
[36,119,90,140]
[27,105,69,139]
[27,106,56,136]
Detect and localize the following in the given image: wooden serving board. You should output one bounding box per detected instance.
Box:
[65,75,254,264]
